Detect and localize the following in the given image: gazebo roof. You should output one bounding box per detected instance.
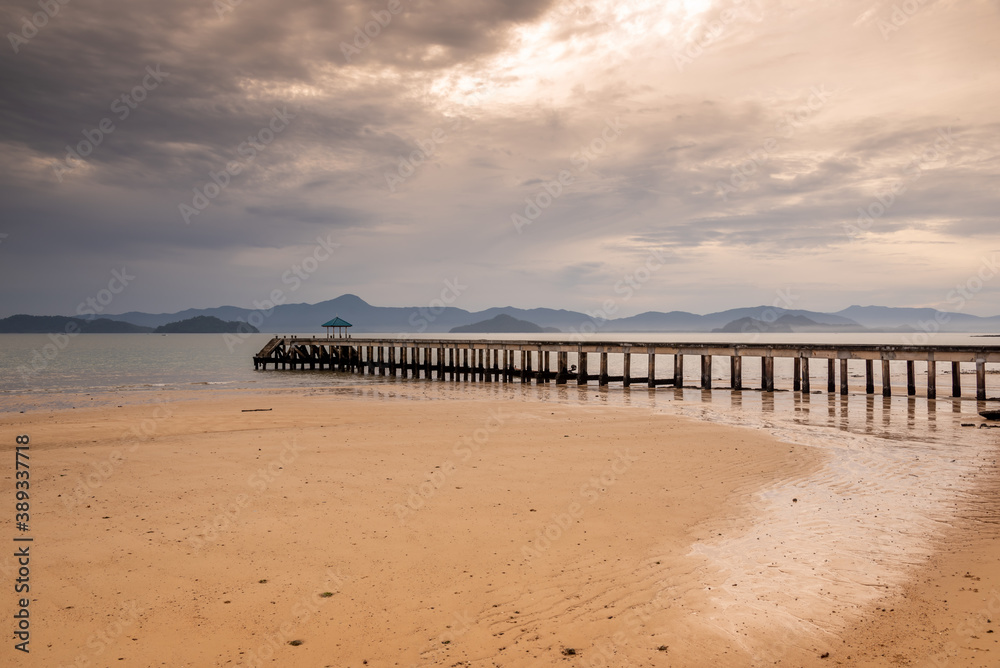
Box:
[321,317,353,328]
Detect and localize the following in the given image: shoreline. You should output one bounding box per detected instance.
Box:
[1,386,997,666]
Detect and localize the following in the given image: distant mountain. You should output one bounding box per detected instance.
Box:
[154,316,257,334]
[835,305,1000,332]
[106,294,474,333]
[603,307,860,332]
[5,295,994,334]
[713,314,868,334]
[715,315,797,334]
[464,306,600,332]
[450,314,560,334]
[705,307,858,328]
[0,314,152,333]
[106,305,273,329]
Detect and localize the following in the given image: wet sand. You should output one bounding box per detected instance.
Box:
[1,387,998,667]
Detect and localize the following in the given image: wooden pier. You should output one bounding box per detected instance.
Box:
[253,337,1000,400]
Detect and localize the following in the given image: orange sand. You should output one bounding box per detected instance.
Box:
[1,388,997,667]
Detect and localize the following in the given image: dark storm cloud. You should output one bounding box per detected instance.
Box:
[0,0,552,185]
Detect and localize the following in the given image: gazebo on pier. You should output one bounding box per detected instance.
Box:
[322,317,352,339]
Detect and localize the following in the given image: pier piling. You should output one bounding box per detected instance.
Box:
[251,337,999,404]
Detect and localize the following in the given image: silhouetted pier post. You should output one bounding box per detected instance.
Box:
[762,356,775,392]
[952,362,962,397]
[578,352,589,385]
[647,350,656,388]
[556,352,569,384]
[701,355,712,389]
[927,359,937,399]
[793,358,801,391]
[674,354,683,387]
[599,352,609,386]
[977,360,987,400]
[882,360,892,397]
[828,359,836,393]
[907,361,916,395]
[732,355,742,390]
[865,360,874,394]
[840,358,849,395]
[622,352,632,387]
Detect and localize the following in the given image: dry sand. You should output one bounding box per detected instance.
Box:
[1,388,998,667]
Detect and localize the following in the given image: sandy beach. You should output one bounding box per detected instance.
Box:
[2,387,998,667]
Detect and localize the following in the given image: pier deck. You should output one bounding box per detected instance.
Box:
[253,336,1000,400]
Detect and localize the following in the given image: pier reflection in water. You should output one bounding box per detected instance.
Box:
[307,370,995,450]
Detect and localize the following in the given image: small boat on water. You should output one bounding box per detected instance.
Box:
[980,410,1000,421]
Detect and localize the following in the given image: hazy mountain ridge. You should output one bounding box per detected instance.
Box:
[713,314,871,334]
[0,314,153,334]
[154,316,259,334]
[450,314,561,334]
[5,296,996,334]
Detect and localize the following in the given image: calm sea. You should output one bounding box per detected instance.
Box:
[1,331,994,391]
[1,332,997,446]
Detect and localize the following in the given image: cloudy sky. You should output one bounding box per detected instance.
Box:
[1,0,998,318]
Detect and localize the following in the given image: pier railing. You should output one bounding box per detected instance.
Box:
[252,337,1000,400]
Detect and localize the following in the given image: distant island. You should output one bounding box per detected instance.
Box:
[712,314,916,334]
[0,313,256,334]
[154,316,257,334]
[450,314,560,334]
[713,314,872,334]
[0,314,152,334]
